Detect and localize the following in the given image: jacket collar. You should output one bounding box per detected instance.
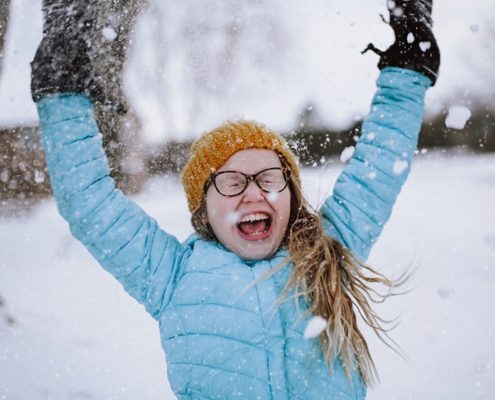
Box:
[184,233,289,266]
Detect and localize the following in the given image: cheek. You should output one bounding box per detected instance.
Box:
[206,192,240,230]
[269,190,291,223]
[205,188,223,219]
[206,197,223,229]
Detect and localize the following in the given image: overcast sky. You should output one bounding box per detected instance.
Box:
[0,0,493,141]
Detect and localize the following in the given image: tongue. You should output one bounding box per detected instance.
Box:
[238,220,268,235]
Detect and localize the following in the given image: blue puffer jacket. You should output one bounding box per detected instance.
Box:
[37,67,430,399]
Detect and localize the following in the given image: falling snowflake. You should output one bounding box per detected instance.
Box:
[419,41,431,52]
[266,192,279,203]
[367,171,377,180]
[304,316,327,339]
[393,160,408,175]
[102,27,117,42]
[226,211,241,225]
[340,146,355,163]
[445,106,471,130]
[34,170,45,184]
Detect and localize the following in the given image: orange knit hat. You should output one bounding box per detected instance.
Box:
[181,120,300,213]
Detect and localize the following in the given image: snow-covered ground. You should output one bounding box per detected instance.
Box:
[1,150,494,399]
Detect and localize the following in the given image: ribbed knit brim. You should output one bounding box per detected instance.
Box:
[181,120,300,213]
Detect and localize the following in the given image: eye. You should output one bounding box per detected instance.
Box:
[258,170,283,184]
[227,181,243,188]
[219,176,243,186]
[257,169,286,191]
[215,172,246,194]
[259,175,275,184]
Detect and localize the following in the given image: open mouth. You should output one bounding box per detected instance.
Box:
[236,213,273,240]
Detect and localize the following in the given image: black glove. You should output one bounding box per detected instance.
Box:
[363,0,440,85]
[31,0,104,102]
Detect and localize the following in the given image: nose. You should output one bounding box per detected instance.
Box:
[242,180,264,202]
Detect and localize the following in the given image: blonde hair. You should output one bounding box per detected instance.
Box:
[279,172,404,386]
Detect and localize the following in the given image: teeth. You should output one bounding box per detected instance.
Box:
[246,230,268,236]
[239,213,269,223]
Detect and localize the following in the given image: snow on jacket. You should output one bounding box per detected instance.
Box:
[36,67,430,399]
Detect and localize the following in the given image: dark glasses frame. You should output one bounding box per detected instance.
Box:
[206,167,291,197]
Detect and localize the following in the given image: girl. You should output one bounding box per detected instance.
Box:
[31,1,440,399]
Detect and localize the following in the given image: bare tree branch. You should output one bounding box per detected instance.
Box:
[87,0,146,193]
[0,0,10,76]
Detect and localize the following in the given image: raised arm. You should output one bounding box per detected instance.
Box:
[31,1,185,318]
[321,0,440,261]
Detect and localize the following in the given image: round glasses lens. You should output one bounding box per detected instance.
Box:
[215,172,246,195]
[257,169,287,192]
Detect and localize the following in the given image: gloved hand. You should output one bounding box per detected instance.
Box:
[363,0,440,85]
[31,0,104,102]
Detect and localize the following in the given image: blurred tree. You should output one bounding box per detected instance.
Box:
[0,2,51,209]
[0,294,15,327]
[132,0,290,137]
[0,0,9,75]
[0,0,148,197]
[87,0,146,193]
[296,103,325,133]
[0,0,6,305]
[472,21,495,100]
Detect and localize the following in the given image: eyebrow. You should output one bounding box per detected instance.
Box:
[217,165,283,174]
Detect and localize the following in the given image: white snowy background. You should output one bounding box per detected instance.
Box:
[1,0,495,399]
[1,0,494,138]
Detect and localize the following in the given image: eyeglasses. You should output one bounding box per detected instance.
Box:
[207,167,291,197]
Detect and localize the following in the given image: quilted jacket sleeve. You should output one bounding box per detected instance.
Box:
[37,93,185,319]
[320,67,431,262]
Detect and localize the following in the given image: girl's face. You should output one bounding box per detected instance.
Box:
[205,149,292,260]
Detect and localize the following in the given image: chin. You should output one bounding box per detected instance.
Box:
[232,239,280,261]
